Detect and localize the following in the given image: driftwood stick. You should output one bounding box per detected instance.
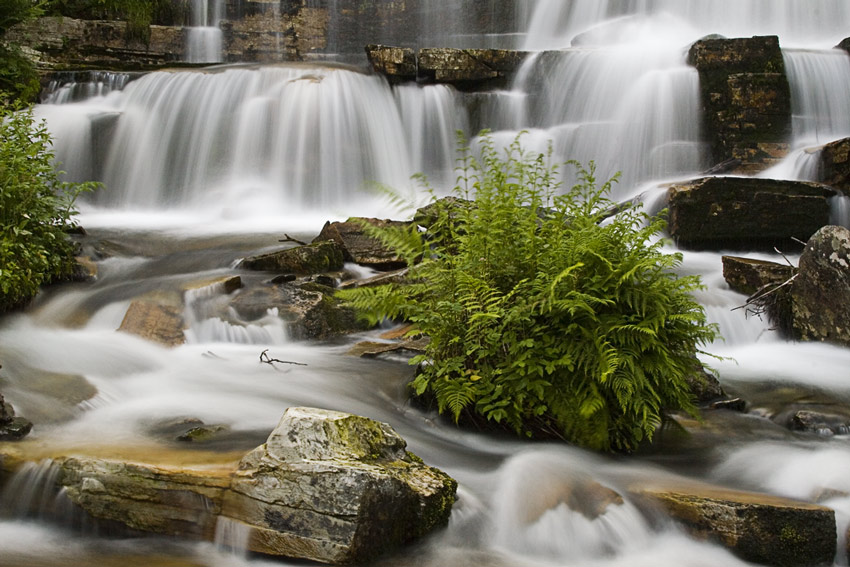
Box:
[279,234,308,246]
[260,349,307,366]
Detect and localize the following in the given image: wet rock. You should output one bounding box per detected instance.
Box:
[118,292,185,347]
[338,267,409,290]
[815,136,850,197]
[688,36,791,173]
[791,225,850,346]
[416,48,530,88]
[837,38,850,55]
[709,398,748,412]
[58,457,231,539]
[347,337,429,358]
[722,256,795,295]
[182,275,242,295]
[637,485,836,567]
[787,409,850,436]
[222,407,457,564]
[0,394,33,441]
[666,177,833,250]
[229,282,364,339]
[269,274,297,285]
[365,45,417,82]
[238,240,344,275]
[686,366,726,404]
[177,424,230,443]
[313,218,408,271]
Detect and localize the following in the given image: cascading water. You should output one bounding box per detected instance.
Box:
[185,0,224,63]
[7,2,850,566]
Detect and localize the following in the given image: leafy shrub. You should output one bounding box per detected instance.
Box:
[0,0,43,103]
[45,0,192,43]
[339,133,718,452]
[0,100,97,312]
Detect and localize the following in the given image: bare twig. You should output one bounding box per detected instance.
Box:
[260,349,307,366]
[278,234,308,245]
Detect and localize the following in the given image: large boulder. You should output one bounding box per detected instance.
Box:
[791,225,850,346]
[313,218,408,271]
[238,240,344,275]
[688,36,791,173]
[666,177,833,250]
[222,407,456,563]
[815,136,850,196]
[637,485,835,567]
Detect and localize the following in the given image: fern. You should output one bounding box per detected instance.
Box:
[338,131,718,452]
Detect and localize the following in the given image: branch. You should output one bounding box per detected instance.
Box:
[260,349,307,366]
[279,234,308,246]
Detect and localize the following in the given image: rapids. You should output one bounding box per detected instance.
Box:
[4,1,850,566]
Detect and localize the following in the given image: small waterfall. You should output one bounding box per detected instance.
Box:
[0,460,62,520]
[214,515,252,555]
[41,72,133,104]
[783,49,850,149]
[186,0,224,63]
[183,281,287,345]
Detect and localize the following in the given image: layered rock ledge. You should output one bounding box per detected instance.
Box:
[17,407,457,564]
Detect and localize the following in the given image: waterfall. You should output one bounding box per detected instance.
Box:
[0,460,62,520]
[504,45,706,198]
[783,49,850,149]
[183,281,287,345]
[185,0,224,63]
[523,0,850,50]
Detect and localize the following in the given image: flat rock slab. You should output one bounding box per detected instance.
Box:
[118,292,185,347]
[238,241,344,275]
[722,256,794,295]
[667,177,833,250]
[637,485,835,567]
[313,218,408,271]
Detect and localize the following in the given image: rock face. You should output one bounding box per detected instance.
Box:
[638,486,836,567]
[222,407,457,563]
[51,407,456,564]
[313,218,408,271]
[722,256,795,295]
[816,137,850,196]
[666,177,833,250]
[238,241,344,275]
[365,45,416,82]
[6,17,185,70]
[688,36,791,174]
[221,3,328,63]
[791,225,850,346]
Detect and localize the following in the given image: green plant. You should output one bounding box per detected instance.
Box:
[0,100,98,311]
[339,133,718,452]
[0,0,44,104]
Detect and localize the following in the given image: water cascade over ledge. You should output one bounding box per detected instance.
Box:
[6,1,850,566]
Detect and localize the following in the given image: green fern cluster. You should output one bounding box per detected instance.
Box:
[339,133,717,452]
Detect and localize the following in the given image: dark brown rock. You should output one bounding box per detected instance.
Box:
[238,240,344,275]
[791,225,850,346]
[837,38,850,55]
[722,256,795,295]
[416,48,530,88]
[688,36,791,173]
[313,218,408,271]
[816,137,850,197]
[637,485,836,567]
[666,177,833,250]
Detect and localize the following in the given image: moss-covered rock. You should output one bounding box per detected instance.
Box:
[791,225,850,346]
[238,240,344,275]
[313,218,408,271]
[637,485,835,567]
[223,407,457,564]
[816,136,850,197]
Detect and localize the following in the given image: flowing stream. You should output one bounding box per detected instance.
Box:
[4,1,850,566]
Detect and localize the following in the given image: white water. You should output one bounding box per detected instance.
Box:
[6,1,850,566]
[186,0,224,63]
